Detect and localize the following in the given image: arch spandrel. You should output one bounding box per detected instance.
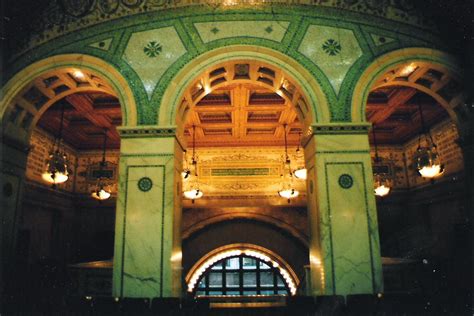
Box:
[3,7,449,127]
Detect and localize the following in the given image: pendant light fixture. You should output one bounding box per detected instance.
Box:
[42,103,69,187]
[182,150,191,181]
[293,131,307,180]
[183,125,203,202]
[91,129,111,201]
[372,125,392,197]
[278,124,299,202]
[415,103,444,179]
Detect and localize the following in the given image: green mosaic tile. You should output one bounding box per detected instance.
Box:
[194,21,290,43]
[322,39,342,56]
[298,25,362,95]
[143,41,163,57]
[3,6,452,129]
[89,38,113,51]
[122,26,187,99]
[370,33,396,47]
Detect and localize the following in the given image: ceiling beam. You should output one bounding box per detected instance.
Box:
[65,94,119,142]
[368,88,417,125]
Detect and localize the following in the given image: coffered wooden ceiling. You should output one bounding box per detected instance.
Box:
[31,61,461,150]
[367,88,448,145]
[367,62,461,145]
[184,83,303,147]
[37,92,121,150]
[10,67,122,150]
[177,61,311,148]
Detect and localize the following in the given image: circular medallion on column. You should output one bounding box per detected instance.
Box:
[138,177,153,192]
[338,174,353,189]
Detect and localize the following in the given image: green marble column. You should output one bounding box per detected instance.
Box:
[304,123,383,296]
[0,140,29,298]
[113,127,183,298]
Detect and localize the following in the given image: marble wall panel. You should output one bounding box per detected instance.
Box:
[113,136,181,298]
[306,131,382,296]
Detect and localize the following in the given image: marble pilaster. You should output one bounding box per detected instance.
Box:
[0,139,29,298]
[113,127,183,298]
[304,123,383,296]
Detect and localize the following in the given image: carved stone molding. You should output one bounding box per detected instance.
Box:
[118,126,177,138]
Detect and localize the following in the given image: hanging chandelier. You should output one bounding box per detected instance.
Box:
[278,124,299,202]
[91,129,111,201]
[42,103,69,187]
[183,125,203,202]
[293,131,307,180]
[415,103,444,179]
[372,125,392,197]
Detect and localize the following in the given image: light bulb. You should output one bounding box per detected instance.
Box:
[182,169,191,181]
[72,70,85,80]
[416,146,444,179]
[293,168,307,180]
[374,184,390,197]
[399,63,416,76]
[91,188,111,200]
[183,189,203,200]
[42,171,68,184]
[418,164,443,178]
[278,188,299,199]
[42,150,69,185]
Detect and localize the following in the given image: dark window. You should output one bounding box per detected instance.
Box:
[194,255,290,297]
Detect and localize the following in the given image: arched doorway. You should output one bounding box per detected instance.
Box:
[0,55,135,306]
[355,51,470,301]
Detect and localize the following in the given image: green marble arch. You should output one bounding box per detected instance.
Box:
[3,5,450,125]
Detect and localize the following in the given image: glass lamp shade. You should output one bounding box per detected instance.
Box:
[42,151,69,184]
[374,178,391,197]
[293,168,307,180]
[183,188,203,200]
[91,188,111,200]
[278,188,299,200]
[41,171,69,184]
[374,184,390,197]
[182,169,191,181]
[373,172,392,197]
[418,165,443,178]
[416,147,444,179]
